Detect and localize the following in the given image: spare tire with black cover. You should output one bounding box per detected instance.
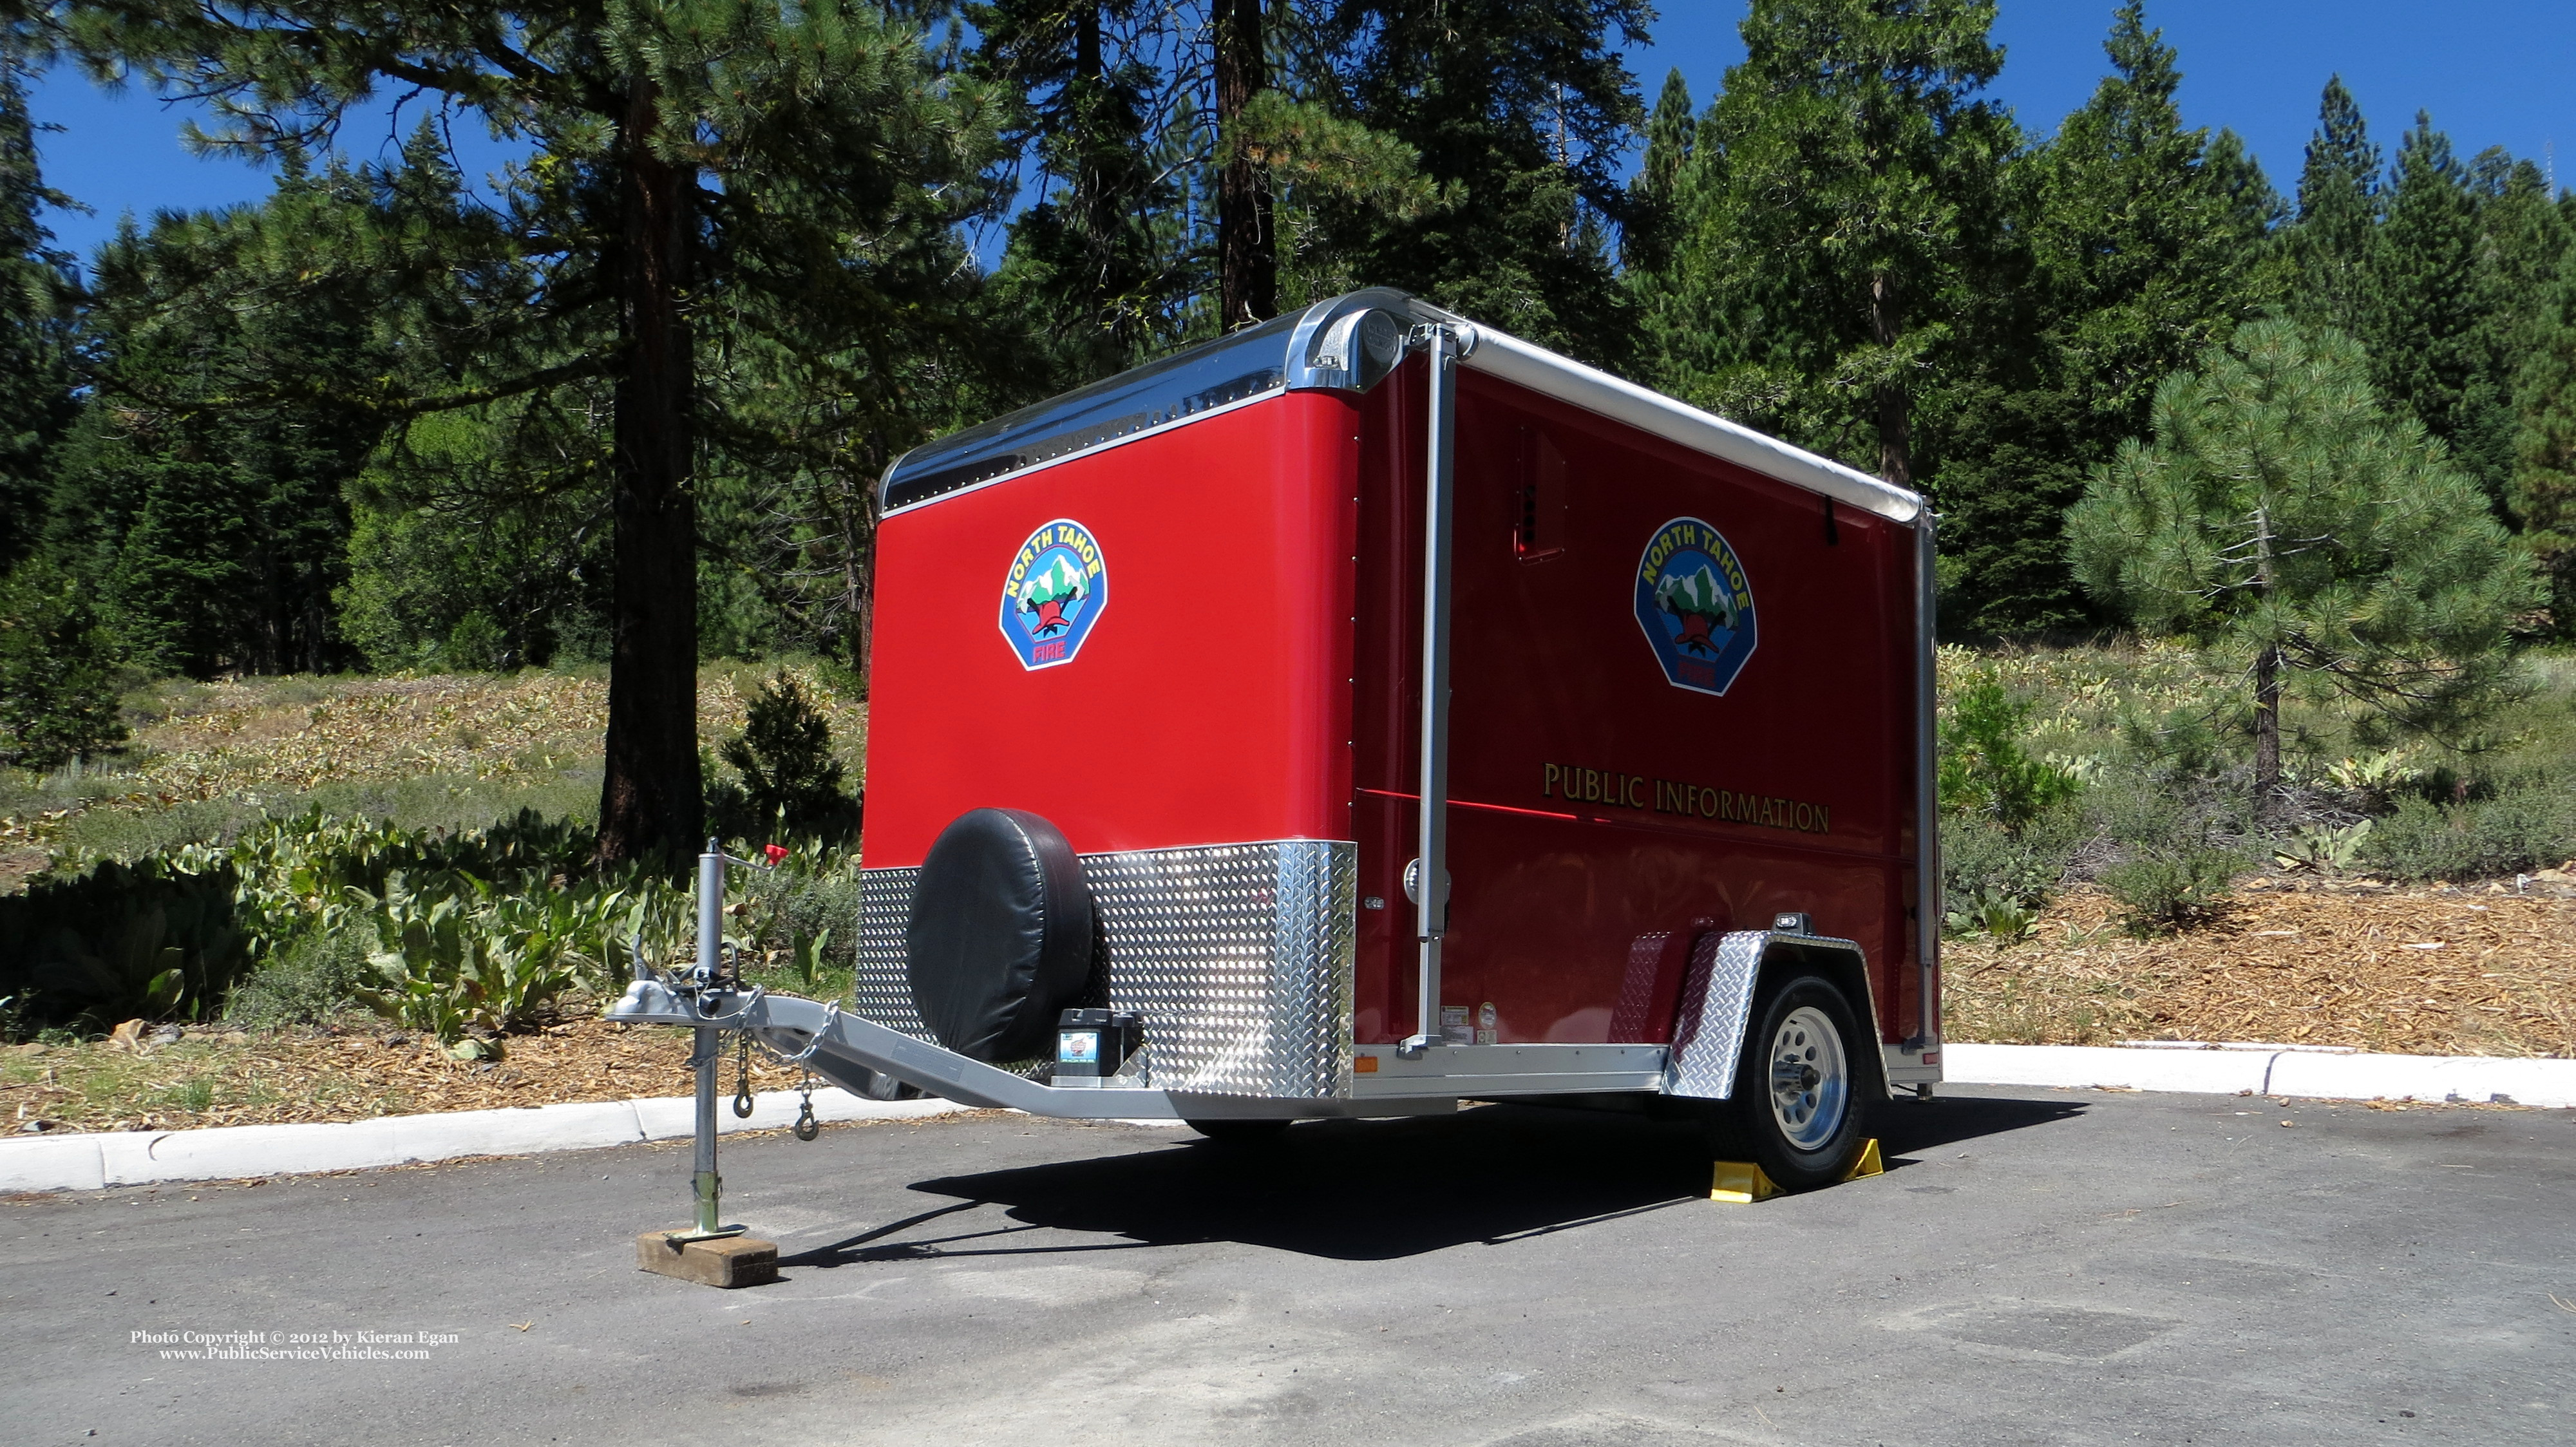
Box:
[905,808,1095,1062]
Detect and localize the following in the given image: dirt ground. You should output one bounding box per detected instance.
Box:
[1944,879,2576,1055]
[1,1016,799,1135]
[8,880,2570,1136]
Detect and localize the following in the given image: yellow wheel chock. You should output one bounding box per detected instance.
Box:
[1709,1138,1884,1204]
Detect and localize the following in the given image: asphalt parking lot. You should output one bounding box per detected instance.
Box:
[6,1085,2572,1446]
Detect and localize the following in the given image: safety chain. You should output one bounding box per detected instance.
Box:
[793,1072,821,1142]
[731,1031,755,1119]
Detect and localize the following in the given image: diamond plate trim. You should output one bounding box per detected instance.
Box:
[1664,930,1768,1099]
[851,841,1356,1099]
[1663,930,1873,1100]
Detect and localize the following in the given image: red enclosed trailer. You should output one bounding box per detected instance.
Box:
[614,288,1940,1193]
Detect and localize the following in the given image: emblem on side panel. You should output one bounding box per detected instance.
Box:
[1633,516,1757,695]
[999,519,1108,670]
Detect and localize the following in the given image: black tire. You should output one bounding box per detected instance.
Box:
[905,808,1094,1062]
[1726,973,1877,1191]
[1183,1118,1293,1144]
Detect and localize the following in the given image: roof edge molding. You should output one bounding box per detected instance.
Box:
[1457,328,1922,524]
[880,288,1924,525]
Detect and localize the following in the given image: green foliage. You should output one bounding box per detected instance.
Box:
[222,924,372,1028]
[2357,784,2576,882]
[0,855,247,1027]
[716,671,859,843]
[2358,115,2519,509]
[2271,819,2373,875]
[1637,0,2009,486]
[2068,319,2544,797]
[2099,849,2239,935]
[2514,245,2576,634]
[336,407,611,672]
[1939,677,2081,831]
[2278,75,2381,341]
[1314,0,1649,364]
[0,44,79,572]
[1933,4,2274,632]
[348,871,621,1041]
[0,805,694,1033]
[1940,808,2077,940]
[0,560,129,769]
[33,154,402,677]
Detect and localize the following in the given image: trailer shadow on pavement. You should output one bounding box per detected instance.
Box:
[780,1091,2087,1265]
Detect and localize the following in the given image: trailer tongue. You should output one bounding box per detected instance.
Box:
[612,287,1941,1224]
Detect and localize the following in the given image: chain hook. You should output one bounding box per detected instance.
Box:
[730,1031,755,1119]
[792,1072,820,1142]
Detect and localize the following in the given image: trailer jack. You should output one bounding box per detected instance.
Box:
[633,840,810,1289]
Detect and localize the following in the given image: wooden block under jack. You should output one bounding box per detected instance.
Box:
[636,1231,779,1289]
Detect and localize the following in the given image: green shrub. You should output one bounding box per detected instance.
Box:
[1940,677,2080,831]
[715,670,858,843]
[2101,848,2242,934]
[0,855,248,1026]
[2358,785,2576,881]
[223,924,373,1027]
[0,564,130,770]
[1942,806,2078,936]
[2083,771,2251,934]
[349,871,635,1041]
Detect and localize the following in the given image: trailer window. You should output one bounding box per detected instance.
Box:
[1515,428,1569,560]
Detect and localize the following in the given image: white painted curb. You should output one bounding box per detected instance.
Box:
[1944,1043,2576,1108]
[10,1045,2567,1195]
[0,1089,963,1195]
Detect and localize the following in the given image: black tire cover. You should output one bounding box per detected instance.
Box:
[905,808,1095,1062]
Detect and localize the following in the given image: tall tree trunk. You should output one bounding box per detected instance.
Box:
[1214,0,1275,330]
[2251,504,2282,816]
[597,75,705,865]
[1870,270,1913,488]
[2252,641,2282,808]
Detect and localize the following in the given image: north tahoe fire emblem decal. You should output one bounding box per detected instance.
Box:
[1634,516,1757,695]
[1000,519,1108,670]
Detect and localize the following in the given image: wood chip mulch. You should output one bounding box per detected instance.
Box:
[3,1017,822,1135]
[10,884,2570,1135]
[1944,882,2576,1057]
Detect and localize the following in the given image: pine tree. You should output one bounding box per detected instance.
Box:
[1651,0,2011,487]
[1316,0,1651,365]
[0,558,128,770]
[2513,245,2576,633]
[0,41,79,570]
[2067,320,2541,809]
[1935,2,2274,633]
[974,1,1190,377]
[1622,67,1693,275]
[2280,76,2380,339]
[64,0,1003,862]
[2362,114,2517,511]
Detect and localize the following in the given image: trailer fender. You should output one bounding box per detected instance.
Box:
[1663,930,1888,1102]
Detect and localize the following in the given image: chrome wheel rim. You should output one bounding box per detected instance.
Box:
[1766,1005,1848,1151]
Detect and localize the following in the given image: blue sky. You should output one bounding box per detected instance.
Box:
[29,1,2576,267]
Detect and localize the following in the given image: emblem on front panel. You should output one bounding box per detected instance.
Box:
[1633,516,1757,695]
[999,519,1109,670]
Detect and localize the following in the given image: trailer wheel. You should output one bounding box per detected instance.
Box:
[1184,1119,1293,1144]
[1728,974,1875,1190]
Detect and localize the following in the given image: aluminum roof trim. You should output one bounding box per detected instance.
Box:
[876,285,1923,525]
[1460,327,1925,525]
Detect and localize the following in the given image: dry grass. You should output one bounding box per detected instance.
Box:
[0,662,866,858]
[1946,882,2576,1056]
[0,1016,830,1135]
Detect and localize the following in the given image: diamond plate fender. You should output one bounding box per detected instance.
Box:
[1663,929,1877,1101]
